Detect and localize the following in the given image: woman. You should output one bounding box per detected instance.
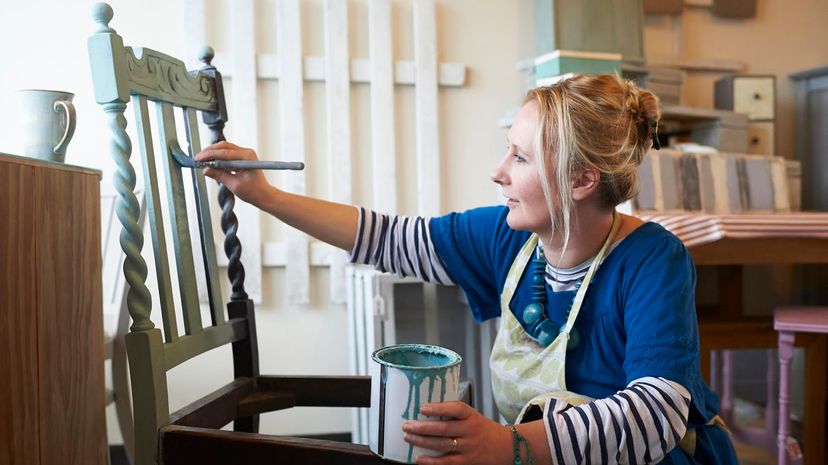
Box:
[197,74,737,465]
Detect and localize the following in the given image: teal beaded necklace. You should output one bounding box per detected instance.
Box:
[521,245,581,349]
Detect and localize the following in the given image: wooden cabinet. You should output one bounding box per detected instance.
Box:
[0,153,105,465]
[791,66,828,212]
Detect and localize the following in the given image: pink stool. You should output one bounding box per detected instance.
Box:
[775,307,828,465]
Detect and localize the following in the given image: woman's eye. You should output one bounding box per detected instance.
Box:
[514,153,527,163]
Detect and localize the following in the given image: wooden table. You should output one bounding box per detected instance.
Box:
[0,153,106,465]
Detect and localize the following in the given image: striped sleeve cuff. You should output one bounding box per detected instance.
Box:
[543,377,691,465]
[348,207,453,284]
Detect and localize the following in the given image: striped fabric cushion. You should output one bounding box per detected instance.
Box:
[637,213,828,248]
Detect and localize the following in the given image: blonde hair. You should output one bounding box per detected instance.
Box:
[525,74,660,253]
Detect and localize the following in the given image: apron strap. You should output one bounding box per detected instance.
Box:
[561,211,621,333]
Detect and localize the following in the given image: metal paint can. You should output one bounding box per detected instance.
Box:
[369,344,462,463]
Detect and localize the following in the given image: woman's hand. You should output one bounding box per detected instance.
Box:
[196,140,276,207]
[403,402,513,465]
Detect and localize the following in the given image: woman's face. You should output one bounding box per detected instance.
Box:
[490,101,553,234]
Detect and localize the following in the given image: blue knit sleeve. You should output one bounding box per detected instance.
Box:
[621,233,713,423]
[428,205,525,322]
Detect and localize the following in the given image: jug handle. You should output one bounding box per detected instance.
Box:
[53,100,76,155]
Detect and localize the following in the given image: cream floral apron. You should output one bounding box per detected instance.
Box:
[490,212,622,424]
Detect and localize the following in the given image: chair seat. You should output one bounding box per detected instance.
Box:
[774,307,828,334]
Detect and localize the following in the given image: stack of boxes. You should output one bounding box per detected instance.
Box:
[714,75,802,211]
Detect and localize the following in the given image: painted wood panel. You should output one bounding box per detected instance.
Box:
[413,0,441,216]
[278,0,311,304]
[184,108,226,325]
[230,0,263,303]
[325,0,352,303]
[214,53,467,87]
[187,0,469,304]
[133,96,178,342]
[369,0,397,214]
[157,102,203,335]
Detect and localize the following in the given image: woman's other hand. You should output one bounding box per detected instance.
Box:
[402,402,513,465]
[196,140,275,207]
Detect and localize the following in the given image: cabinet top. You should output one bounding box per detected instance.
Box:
[0,152,101,178]
[790,65,828,81]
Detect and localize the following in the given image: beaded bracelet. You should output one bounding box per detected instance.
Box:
[508,425,535,465]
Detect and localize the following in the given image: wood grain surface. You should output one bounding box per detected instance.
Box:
[0,162,39,465]
[0,154,105,465]
[35,165,105,465]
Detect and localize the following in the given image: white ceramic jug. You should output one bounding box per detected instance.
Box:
[18,89,76,163]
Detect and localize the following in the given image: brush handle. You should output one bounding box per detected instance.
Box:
[202,159,305,170]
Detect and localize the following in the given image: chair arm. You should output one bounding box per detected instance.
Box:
[160,425,392,465]
[256,375,372,407]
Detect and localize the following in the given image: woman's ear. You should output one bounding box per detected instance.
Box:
[571,168,600,201]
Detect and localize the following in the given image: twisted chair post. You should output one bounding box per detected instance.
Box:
[196,46,260,433]
[88,5,169,465]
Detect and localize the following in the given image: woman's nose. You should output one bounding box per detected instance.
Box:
[490,153,509,184]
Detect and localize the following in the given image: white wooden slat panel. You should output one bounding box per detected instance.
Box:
[369,0,397,214]
[231,0,263,303]
[324,0,352,304]
[213,53,467,87]
[413,0,441,216]
[345,265,362,442]
[278,0,310,304]
[182,0,207,69]
[182,2,215,307]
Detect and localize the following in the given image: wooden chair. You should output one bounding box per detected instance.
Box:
[88,4,390,464]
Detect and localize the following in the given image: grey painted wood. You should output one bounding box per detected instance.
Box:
[791,68,828,211]
[744,157,774,211]
[533,0,644,63]
[156,102,203,335]
[679,154,701,211]
[184,108,225,326]
[89,6,263,465]
[90,8,166,465]
[125,329,169,465]
[89,3,156,338]
[164,318,248,370]
[133,95,179,342]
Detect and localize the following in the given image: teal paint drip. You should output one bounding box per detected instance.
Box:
[402,367,449,463]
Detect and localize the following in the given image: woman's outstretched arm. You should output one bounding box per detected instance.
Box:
[197,140,359,251]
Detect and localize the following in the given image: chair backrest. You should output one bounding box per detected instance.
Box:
[88,4,257,464]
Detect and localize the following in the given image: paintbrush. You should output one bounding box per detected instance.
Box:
[170,143,304,171]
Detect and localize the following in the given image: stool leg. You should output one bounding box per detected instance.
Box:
[711,350,720,392]
[778,331,796,465]
[766,349,779,443]
[722,350,734,422]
